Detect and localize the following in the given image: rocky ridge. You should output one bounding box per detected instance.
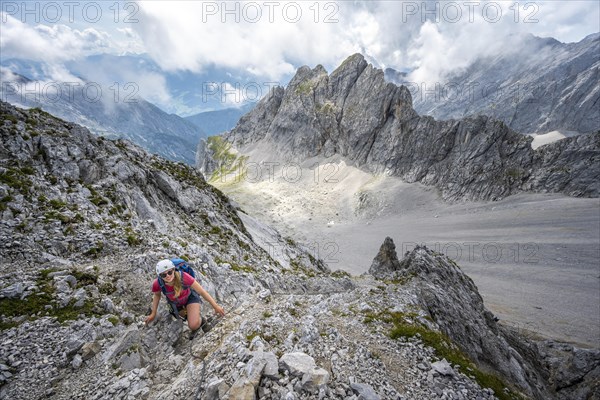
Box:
[369,239,600,400]
[200,54,599,201]
[1,103,598,400]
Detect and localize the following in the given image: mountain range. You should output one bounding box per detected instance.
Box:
[2,33,597,166]
[387,33,600,135]
[0,55,263,164]
[0,68,204,164]
[1,54,268,116]
[199,53,599,201]
[185,103,255,136]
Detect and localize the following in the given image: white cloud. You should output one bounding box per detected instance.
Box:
[0,14,111,62]
[132,1,361,79]
[526,1,600,43]
[365,0,600,83]
[128,0,598,84]
[68,56,173,110]
[0,13,168,108]
[2,1,597,111]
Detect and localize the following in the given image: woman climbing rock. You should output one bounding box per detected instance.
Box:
[145,259,225,333]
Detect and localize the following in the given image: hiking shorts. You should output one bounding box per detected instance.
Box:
[182,290,202,308]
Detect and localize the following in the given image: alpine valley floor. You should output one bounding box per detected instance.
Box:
[211,155,600,348]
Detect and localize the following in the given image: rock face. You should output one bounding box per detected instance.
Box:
[368,237,401,278]
[369,239,600,400]
[526,133,600,197]
[209,53,599,201]
[397,33,600,135]
[0,100,328,276]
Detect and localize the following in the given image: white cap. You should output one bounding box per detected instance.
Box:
[156,259,175,275]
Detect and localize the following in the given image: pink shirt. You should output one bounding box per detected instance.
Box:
[152,272,195,307]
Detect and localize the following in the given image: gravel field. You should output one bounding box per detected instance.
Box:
[215,156,600,348]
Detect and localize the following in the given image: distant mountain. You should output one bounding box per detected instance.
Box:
[185,103,255,136]
[66,54,285,116]
[387,33,600,134]
[199,54,599,201]
[0,54,280,162]
[0,69,204,164]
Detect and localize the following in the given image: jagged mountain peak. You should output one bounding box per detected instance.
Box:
[209,55,598,202]
[367,240,600,400]
[332,53,368,72]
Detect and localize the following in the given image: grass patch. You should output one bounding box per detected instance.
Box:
[2,114,18,125]
[209,226,222,235]
[0,167,33,192]
[0,269,102,328]
[90,195,109,207]
[215,256,255,274]
[382,272,417,285]
[151,158,207,190]
[70,269,98,286]
[505,168,525,181]
[246,331,260,342]
[0,320,19,330]
[125,227,141,246]
[44,210,73,224]
[287,258,319,278]
[84,242,104,258]
[331,270,351,278]
[230,263,255,273]
[99,282,116,295]
[295,81,313,95]
[205,136,248,184]
[288,308,299,317]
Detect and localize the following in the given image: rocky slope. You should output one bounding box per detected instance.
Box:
[370,239,600,400]
[389,33,600,135]
[1,103,598,400]
[200,54,599,201]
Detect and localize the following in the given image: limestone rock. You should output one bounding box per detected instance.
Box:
[350,383,381,400]
[431,359,455,377]
[368,237,401,278]
[279,352,329,392]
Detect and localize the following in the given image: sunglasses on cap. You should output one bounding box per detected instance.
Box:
[160,269,175,278]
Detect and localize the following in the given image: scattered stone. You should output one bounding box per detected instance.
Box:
[81,342,101,361]
[0,282,24,299]
[431,359,455,377]
[351,383,381,400]
[71,354,83,369]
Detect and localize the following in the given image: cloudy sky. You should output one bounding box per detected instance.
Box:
[1,0,599,114]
